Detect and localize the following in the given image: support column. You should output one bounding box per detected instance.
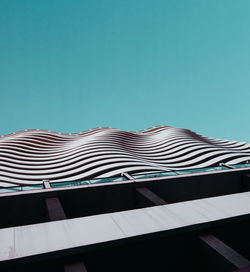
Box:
[121,172,133,180]
[43,179,51,189]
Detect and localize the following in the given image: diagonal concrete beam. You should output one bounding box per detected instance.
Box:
[136,187,250,271]
[64,261,88,272]
[199,234,250,269]
[45,197,67,221]
[45,197,87,272]
[136,187,167,206]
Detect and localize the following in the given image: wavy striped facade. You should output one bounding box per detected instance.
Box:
[1,126,250,187]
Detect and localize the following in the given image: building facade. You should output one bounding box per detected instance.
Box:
[0,126,250,271]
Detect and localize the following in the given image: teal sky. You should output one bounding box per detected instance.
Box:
[1,0,250,142]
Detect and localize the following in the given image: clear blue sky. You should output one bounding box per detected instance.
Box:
[1,0,250,142]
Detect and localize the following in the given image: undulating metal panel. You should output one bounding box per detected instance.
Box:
[0,126,250,186]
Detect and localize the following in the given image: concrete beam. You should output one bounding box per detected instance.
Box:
[45,197,67,221]
[199,234,250,270]
[1,192,250,264]
[136,187,167,206]
[64,261,88,272]
[45,197,87,271]
[136,187,250,271]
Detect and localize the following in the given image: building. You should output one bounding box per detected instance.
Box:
[0,126,250,272]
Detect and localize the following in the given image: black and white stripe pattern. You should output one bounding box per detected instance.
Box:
[0,126,250,187]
